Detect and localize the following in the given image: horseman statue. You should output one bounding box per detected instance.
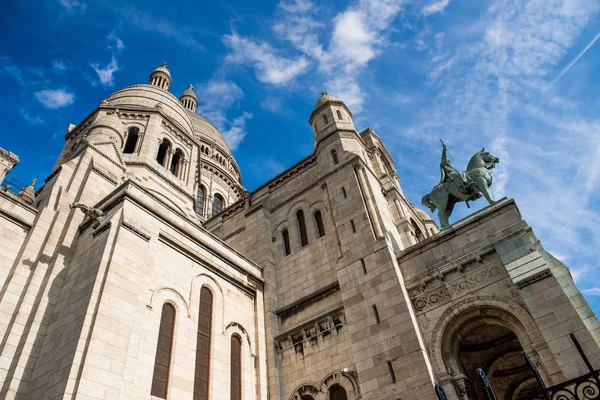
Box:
[422,140,500,229]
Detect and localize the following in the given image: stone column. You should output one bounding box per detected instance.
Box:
[355,164,384,238]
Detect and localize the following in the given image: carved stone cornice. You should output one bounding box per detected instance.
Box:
[515,268,552,289]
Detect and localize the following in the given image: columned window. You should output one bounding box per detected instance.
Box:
[194,287,213,400]
[212,193,224,216]
[230,335,242,400]
[170,149,184,177]
[282,229,291,256]
[123,128,139,154]
[314,210,325,238]
[195,185,206,216]
[156,139,171,167]
[297,210,308,247]
[151,303,176,399]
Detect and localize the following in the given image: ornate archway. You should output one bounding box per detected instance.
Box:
[430,296,549,399]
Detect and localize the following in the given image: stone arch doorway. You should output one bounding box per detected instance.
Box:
[431,297,550,400]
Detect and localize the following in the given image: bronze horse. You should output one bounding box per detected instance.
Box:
[422,148,500,229]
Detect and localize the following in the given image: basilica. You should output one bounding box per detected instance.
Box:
[0,63,599,400]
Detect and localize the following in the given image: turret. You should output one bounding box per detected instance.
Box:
[149,62,172,90]
[308,92,356,145]
[179,84,197,112]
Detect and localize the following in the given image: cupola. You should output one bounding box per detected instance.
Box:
[149,62,172,90]
[308,91,355,144]
[179,84,197,112]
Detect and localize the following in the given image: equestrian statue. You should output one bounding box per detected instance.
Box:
[422,140,500,229]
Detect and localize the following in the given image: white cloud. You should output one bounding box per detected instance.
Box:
[122,7,204,50]
[223,33,311,85]
[195,79,251,150]
[422,0,450,16]
[52,60,67,72]
[19,109,45,125]
[57,0,86,13]
[583,288,600,296]
[91,56,119,87]
[107,31,125,51]
[222,112,253,150]
[34,89,75,108]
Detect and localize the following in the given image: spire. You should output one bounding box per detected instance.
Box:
[179,83,198,112]
[149,62,172,90]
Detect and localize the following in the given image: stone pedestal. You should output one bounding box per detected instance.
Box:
[398,198,600,397]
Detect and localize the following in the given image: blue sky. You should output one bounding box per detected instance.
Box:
[1,0,600,311]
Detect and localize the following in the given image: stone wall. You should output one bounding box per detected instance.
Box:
[398,198,600,399]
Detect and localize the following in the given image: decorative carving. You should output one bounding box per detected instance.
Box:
[515,268,552,289]
[70,202,105,228]
[411,264,502,312]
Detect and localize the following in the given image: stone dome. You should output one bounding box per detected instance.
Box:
[314,92,341,109]
[180,84,197,100]
[309,91,353,124]
[188,112,242,185]
[152,63,171,79]
[416,208,435,223]
[104,84,193,136]
[149,62,172,90]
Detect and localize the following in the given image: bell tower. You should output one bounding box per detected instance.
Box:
[308,92,356,145]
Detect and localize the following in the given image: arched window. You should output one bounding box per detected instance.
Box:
[230,335,242,400]
[314,210,325,238]
[297,210,308,247]
[194,287,213,400]
[323,114,328,124]
[212,193,224,216]
[331,149,339,165]
[282,229,291,256]
[170,149,184,177]
[123,128,139,154]
[329,384,348,400]
[336,110,342,120]
[195,185,206,216]
[411,220,425,242]
[151,303,175,399]
[156,139,171,167]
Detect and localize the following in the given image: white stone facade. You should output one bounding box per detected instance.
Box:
[0,65,599,400]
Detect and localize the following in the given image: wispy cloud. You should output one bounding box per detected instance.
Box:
[223,33,310,85]
[222,112,253,150]
[52,60,67,72]
[195,79,251,150]
[91,56,119,87]
[19,109,45,125]
[422,0,450,16]
[107,31,125,52]
[57,0,86,13]
[34,88,75,108]
[398,0,600,309]
[121,7,205,50]
[221,0,406,111]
